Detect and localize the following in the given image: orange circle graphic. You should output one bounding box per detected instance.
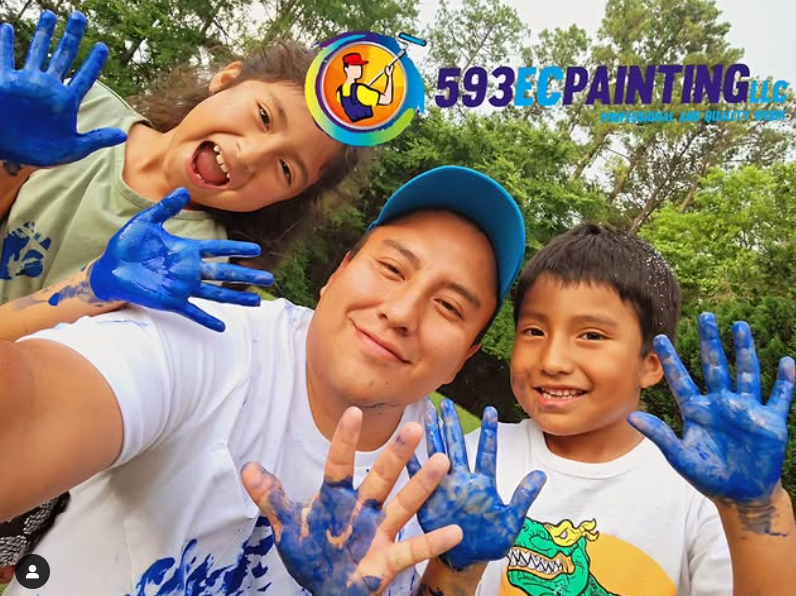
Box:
[321,42,408,129]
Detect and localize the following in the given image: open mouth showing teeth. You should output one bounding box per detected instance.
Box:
[507,547,574,579]
[192,141,231,187]
[536,388,587,400]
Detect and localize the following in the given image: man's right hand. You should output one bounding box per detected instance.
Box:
[242,408,463,596]
[0,10,126,168]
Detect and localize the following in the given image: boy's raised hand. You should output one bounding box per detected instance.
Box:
[0,10,126,168]
[241,408,463,596]
[90,187,274,332]
[408,398,547,571]
[628,312,795,505]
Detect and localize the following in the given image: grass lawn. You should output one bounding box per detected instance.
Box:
[429,391,481,433]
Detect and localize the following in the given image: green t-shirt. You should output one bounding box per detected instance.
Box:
[0,82,226,303]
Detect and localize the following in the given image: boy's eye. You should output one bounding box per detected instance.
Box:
[259,106,271,128]
[581,331,606,341]
[280,159,293,185]
[523,327,544,337]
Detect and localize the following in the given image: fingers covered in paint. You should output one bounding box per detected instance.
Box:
[633,312,794,507]
[0,10,126,167]
[242,408,458,596]
[413,399,546,570]
[90,188,270,331]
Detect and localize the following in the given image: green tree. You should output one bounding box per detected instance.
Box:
[641,163,796,305]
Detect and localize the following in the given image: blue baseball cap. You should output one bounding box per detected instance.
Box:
[369,166,526,306]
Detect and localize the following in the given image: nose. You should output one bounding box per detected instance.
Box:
[237,135,280,175]
[539,333,574,376]
[378,283,423,336]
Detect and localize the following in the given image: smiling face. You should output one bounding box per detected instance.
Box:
[157,64,341,212]
[306,210,498,412]
[511,274,663,451]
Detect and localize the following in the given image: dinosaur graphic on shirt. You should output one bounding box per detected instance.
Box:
[505,518,623,596]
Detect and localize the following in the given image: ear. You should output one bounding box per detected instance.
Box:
[639,349,664,389]
[319,251,354,298]
[209,61,244,94]
[442,342,482,384]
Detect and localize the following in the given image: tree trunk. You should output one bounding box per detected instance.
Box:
[16,0,34,21]
[606,138,652,205]
[678,177,701,212]
[198,1,220,38]
[629,126,702,233]
[570,128,610,181]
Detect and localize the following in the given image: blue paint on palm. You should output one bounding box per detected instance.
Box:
[265,475,384,596]
[89,188,274,332]
[408,398,546,571]
[0,11,127,167]
[127,516,276,596]
[628,312,795,505]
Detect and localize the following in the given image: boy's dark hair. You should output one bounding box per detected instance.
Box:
[513,223,681,354]
[129,40,369,270]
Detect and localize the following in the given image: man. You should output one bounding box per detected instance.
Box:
[336,52,394,122]
[0,165,526,595]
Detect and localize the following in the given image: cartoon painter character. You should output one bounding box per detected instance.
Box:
[336,52,394,122]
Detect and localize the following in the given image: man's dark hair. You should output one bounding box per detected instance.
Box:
[513,223,681,354]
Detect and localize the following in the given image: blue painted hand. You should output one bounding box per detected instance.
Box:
[0,10,126,168]
[89,187,274,332]
[241,408,464,596]
[628,313,795,505]
[408,398,547,571]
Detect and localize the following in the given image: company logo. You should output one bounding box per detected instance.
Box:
[434,64,791,124]
[306,31,425,146]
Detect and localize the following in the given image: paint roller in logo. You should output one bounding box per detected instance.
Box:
[367,32,426,86]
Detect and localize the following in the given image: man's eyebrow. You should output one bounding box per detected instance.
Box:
[382,239,421,269]
[268,92,309,186]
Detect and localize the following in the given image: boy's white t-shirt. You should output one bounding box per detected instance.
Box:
[6,299,427,596]
[466,419,731,596]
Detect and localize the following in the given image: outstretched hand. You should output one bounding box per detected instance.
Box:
[0,10,126,168]
[90,187,273,332]
[408,398,546,571]
[628,312,795,505]
[242,408,463,596]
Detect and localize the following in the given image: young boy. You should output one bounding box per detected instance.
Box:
[414,223,795,596]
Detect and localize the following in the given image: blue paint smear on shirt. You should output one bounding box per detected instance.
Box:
[0,221,52,280]
[126,515,276,596]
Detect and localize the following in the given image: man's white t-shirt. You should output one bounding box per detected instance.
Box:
[7,299,428,596]
[466,419,732,596]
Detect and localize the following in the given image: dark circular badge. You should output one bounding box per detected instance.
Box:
[15,553,50,589]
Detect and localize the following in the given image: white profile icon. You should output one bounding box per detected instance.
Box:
[26,564,39,579]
